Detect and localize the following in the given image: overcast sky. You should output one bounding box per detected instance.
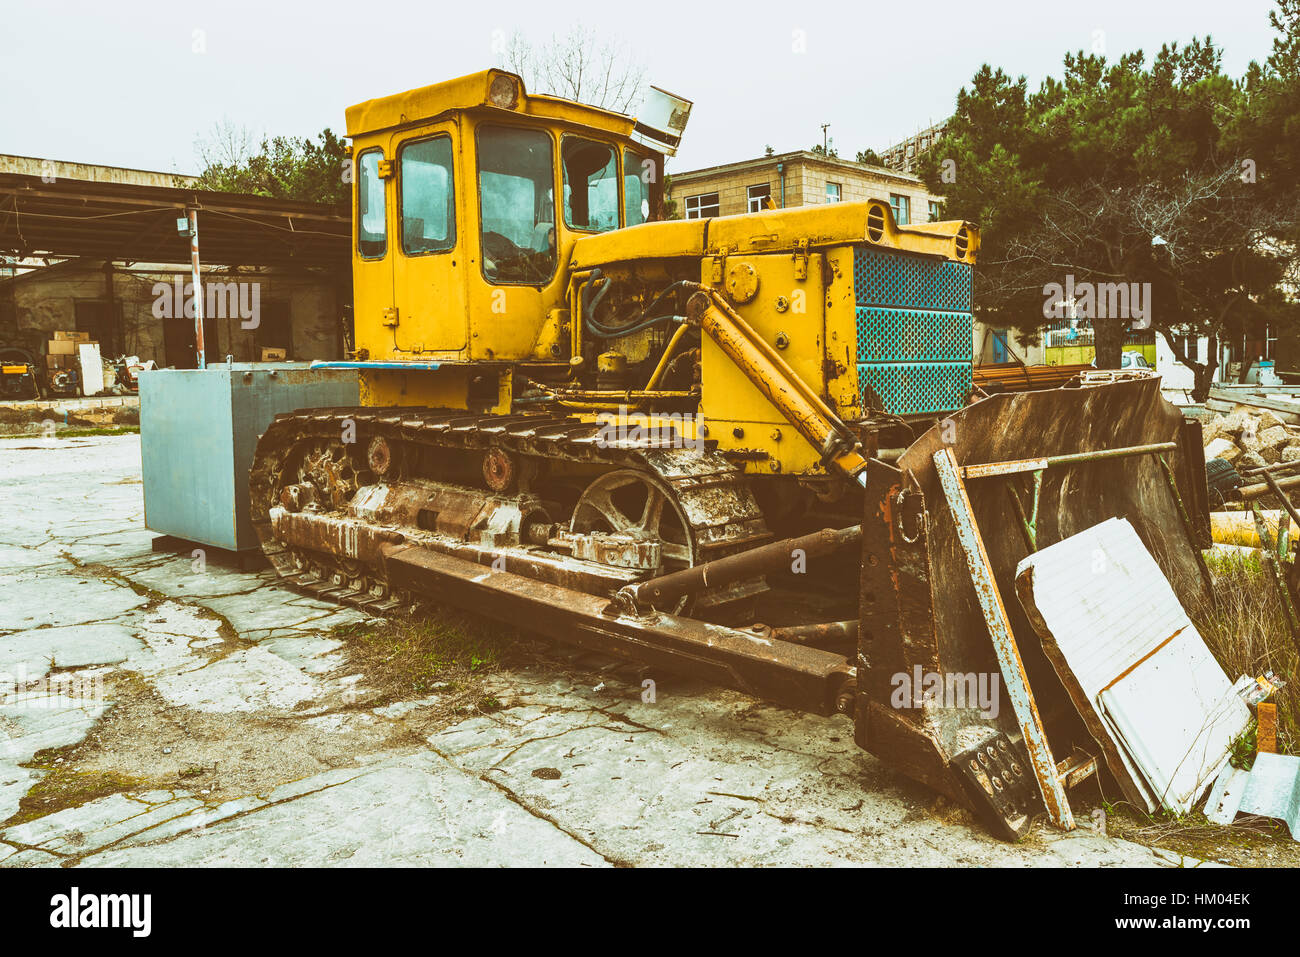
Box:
[1,0,1285,177]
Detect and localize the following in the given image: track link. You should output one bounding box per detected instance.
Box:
[249,407,772,614]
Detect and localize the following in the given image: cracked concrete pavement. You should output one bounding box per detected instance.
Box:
[0,434,1214,867]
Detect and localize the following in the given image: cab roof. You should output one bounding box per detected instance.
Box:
[345,68,640,143]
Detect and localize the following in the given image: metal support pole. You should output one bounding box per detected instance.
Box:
[188,208,206,370]
[1250,500,1300,650]
[934,446,1074,831]
[960,442,1177,480]
[1005,484,1036,552]
[1155,454,1214,593]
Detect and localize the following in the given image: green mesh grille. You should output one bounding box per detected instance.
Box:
[858,362,971,417]
[856,307,972,363]
[853,246,973,415]
[853,247,972,311]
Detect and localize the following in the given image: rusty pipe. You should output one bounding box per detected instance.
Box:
[770,620,859,646]
[686,289,869,485]
[619,525,862,612]
[1241,472,1300,501]
[644,321,691,392]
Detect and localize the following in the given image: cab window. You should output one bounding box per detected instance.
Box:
[399,136,455,255]
[357,150,387,258]
[623,149,653,226]
[562,137,619,233]
[477,125,556,284]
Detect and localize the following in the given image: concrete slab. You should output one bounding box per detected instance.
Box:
[0,570,146,631]
[0,623,140,682]
[79,753,609,867]
[151,647,325,713]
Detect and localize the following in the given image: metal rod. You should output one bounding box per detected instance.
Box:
[1155,454,1214,593]
[1241,471,1300,501]
[1238,459,1300,479]
[188,207,206,370]
[961,442,1178,479]
[933,447,1075,831]
[1029,469,1043,543]
[1005,483,1036,552]
[618,525,862,612]
[644,322,690,392]
[1250,500,1300,647]
[769,620,858,646]
[1264,470,1300,539]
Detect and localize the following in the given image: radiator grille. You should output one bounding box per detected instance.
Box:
[853,246,973,416]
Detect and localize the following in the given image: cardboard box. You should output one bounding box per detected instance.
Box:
[54,330,92,343]
[48,339,76,355]
[260,347,287,362]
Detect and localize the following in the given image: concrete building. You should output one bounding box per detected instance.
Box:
[666,150,944,226]
[878,120,949,175]
[0,259,345,369]
[0,153,197,188]
[1,154,350,375]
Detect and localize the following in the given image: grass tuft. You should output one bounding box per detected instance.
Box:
[330,608,538,716]
[1190,548,1299,756]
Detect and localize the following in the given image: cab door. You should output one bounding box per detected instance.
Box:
[389,123,467,355]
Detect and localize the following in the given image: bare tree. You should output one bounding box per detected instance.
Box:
[499,26,646,113]
[982,164,1300,399]
[194,119,259,171]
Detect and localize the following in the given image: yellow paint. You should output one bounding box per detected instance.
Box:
[1210,509,1288,548]
[699,252,829,475]
[706,199,977,264]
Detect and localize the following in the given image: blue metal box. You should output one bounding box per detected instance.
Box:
[140,363,360,551]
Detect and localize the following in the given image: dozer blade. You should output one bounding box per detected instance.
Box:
[856,375,1211,840]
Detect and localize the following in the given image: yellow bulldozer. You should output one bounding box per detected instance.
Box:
[250,69,1213,839]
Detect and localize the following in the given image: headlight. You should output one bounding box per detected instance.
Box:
[488,74,519,109]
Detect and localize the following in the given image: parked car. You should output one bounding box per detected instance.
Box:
[1090,351,1151,370]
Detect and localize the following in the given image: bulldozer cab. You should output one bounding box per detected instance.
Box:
[345,70,665,366]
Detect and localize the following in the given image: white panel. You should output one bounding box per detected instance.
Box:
[1015,517,1249,814]
[78,342,103,395]
[1099,628,1248,812]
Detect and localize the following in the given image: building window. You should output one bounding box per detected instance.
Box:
[747,183,772,212]
[684,192,720,219]
[928,200,942,223]
[890,193,910,225]
[825,182,842,204]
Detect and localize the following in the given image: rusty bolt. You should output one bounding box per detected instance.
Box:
[732,427,744,439]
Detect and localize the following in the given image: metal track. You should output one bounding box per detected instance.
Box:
[249,407,772,613]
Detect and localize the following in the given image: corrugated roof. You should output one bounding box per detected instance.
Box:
[0,173,348,269]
